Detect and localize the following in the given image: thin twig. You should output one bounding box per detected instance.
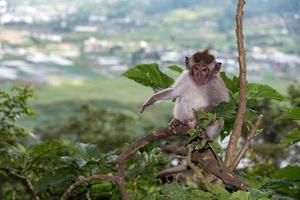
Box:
[230,115,263,171]
[225,0,248,166]
[60,174,117,200]
[25,178,40,200]
[86,190,91,200]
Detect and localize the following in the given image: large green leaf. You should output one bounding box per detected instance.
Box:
[246,83,284,101]
[278,128,300,149]
[281,107,300,120]
[212,184,230,199]
[228,190,251,200]
[122,63,174,91]
[275,165,300,180]
[209,140,223,154]
[249,188,272,200]
[211,101,236,119]
[168,65,184,74]
[76,142,101,161]
[220,72,239,93]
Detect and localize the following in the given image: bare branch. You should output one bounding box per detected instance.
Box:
[117,119,188,164]
[230,115,263,171]
[155,165,188,180]
[25,178,40,200]
[161,143,187,156]
[225,0,248,166]
[60,174,117,200]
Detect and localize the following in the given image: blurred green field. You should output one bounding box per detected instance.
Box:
[2,74,292,133]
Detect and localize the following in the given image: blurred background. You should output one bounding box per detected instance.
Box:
[0,0,299,164]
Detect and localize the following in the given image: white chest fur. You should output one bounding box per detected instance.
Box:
[173,76,209,121]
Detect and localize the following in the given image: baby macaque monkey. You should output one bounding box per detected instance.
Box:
[140,49,229,139]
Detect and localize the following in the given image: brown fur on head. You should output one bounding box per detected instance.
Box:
[185,49,222,85]
[193,49,215,64]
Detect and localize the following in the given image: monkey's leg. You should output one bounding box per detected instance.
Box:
[206,119,224,139]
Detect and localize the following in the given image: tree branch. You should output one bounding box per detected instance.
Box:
[230,115,263,171]
[117,120,188,163]
[225,0,248,166]
[161,143,187,156]
[60,174,117,200]
[25,178,40,200]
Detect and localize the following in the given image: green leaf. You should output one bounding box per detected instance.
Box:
[245,108,258,122]
[168,65,184,73]
[261,179,299,190]
[220,72,239,93]
[76,143,101,161]
[211,184,230,199]
[228,190,251,200]
[275,165,300,179]
[190,189,214,199]
[247,83,284,101]
[195,110,216,129]
[249,188,272,200]
[281,107,300,120]
[211,101,236,119]
[278,128,300,149]
[122,63,174,91]
[209,140,223,154]
[28,141,63,157]
[239,173,271,189]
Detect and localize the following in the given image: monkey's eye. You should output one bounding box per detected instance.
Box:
[201,68,209,73]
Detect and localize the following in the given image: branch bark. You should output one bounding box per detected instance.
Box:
[161,143,187,156]
[230,115,263,171]
[60,174,117,200]
[225,0,248,166]
[25,178,40,200]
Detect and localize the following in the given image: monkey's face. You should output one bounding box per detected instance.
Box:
[190,64,210,85]
[186,49,222,85]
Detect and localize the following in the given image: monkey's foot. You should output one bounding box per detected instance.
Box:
[200,130,209,139]
[168,119,184,131]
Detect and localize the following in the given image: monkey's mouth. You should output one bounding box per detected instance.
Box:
[193,76,207,85]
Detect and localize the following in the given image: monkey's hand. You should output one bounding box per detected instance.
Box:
[139,97,156,113]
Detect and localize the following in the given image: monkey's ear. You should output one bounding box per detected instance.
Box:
[214,62,222,73]
[185,57,190,69]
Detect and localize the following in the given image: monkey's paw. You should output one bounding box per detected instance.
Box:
[168,119,184,131]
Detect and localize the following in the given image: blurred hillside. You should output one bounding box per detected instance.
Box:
[0,0,299,87]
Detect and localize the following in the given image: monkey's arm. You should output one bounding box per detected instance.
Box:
[140,88,179,113]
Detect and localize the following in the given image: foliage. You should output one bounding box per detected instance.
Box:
[122,64,300,199]
[0,85,34,138]
[122,63,174,91]
[36,103,141,152]
[0,66,299,199]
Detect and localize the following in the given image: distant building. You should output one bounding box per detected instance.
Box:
[0,0,8,24]
[74,26,98,33]
[0,0,7,14]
